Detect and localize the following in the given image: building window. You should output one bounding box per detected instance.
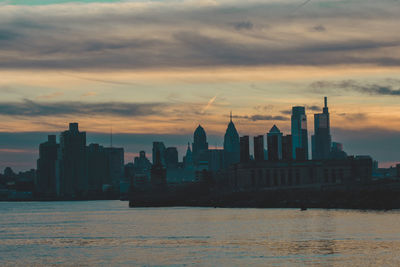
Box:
[251,170,255,187]
[273,169,278,186]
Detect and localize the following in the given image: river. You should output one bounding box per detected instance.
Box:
[1,201,399,266]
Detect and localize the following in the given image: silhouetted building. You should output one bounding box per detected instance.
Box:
[104,147,124,192]
[223,113,240,167]
[253,135,264,161]
[151,148,166,186]
[330,142,347,159]
[291,106,308,160]
[152,142,166,167]
[133,150,152,185]
[312,97,332,160]
[57,123,88,197]
[165,147,178,168]
[87,143,107,194]
[240,136,250,163]
[267,125,282,161]
[397,164,400,178]
[193,125,209,164]
[282,135,293,161]
[208,149,225,172]
[226,156,372,190]
[183,143,194,169]
[36,135,59,197]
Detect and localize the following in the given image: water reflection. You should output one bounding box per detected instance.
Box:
[1,202,400,266]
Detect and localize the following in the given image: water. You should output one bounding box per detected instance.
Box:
[1,201,400,266]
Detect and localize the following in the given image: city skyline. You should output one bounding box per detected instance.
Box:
[1,96,398,172]
[1,0,400,171]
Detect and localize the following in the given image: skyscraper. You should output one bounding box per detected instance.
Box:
[282,135,293,161]
[267,125,282,161]
[152,142,166,167]
[183,143,194,169]
[104,147,124,191]
[57,123,87,197]
[223,113,240,167]
[240,135,250,163]
[36,135,59,197]
[165,147,179,168]
[312,97,332,160]
[291,106,309,160]
[192,125,208,163]
[253,135,264,161]
[87,143,107,194]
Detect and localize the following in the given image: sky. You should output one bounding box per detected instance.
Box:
[0,0,400,171]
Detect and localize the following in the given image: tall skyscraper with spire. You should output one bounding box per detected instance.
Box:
[291,106,309,160]
[192,125,208,164]
[312,97,332,160]
[223,112,240,167]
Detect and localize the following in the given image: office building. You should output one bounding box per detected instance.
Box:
[223,113,240,167]
[267,125,282,161]
[253,135,265,161]
[291,106,309,160]
[36,135,59,197]
[240,136,250,163]
[312,97,332,160]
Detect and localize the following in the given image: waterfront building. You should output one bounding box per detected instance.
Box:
[267,125,283,161]
[165,147,179,169]
[57,123,88,197]
[208,149,225,172]
[151,148,167,186]
[192,125,209,164]
[223,113,240,167]
[183,143,194,169]
[312,97,332,160]
[240,136,250,163]
[282,135,293,161]
[291,106,309,160]
[87,143,107,194]
[36,135,59,197]
[152,142,166,167]
[226,156,372,190]
[104,147,124,191]
[253,135,265,162]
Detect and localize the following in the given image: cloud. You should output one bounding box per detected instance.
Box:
[201,95,217,113]
[36,92,64,99]
[0,99,166,117]
[0,1,399,70]
[232,21,253,30]
[306,105,321,111]
[310,80,400,96]
[311,25,326,32]
[337,113,368,121]
[232,114,289,121]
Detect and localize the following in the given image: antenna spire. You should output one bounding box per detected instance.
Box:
[230,110,232,122]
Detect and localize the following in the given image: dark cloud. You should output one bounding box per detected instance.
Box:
[311,25,326,32]
[0,99,165,117]
[232,114,289,121]
[306,105,321,111]
[232,21,253,30]
[0,29,19,41]
[310,80,400,96]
